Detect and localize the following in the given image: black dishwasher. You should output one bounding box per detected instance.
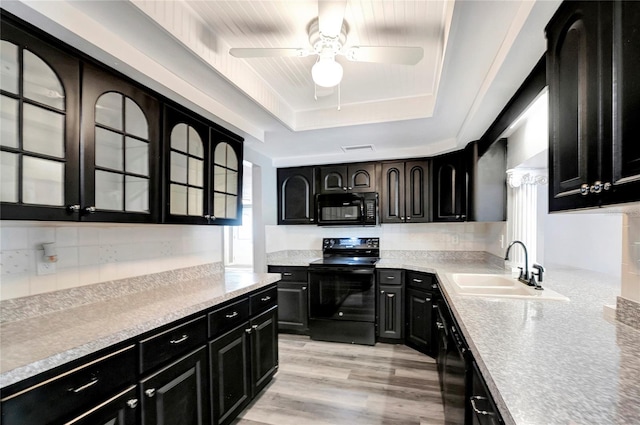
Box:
[470,361,504,425]
[438,300,469,425]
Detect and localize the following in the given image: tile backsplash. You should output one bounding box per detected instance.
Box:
[0,223,223,301]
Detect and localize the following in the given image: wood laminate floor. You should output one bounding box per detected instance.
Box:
[232,334,445,425]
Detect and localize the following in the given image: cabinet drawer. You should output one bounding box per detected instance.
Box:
[1,345,136,425]
[208,298,250,339]
[250,286,278,315]
[139,315,207,373]
[406,271,437,291]
[268,266,308,282]
[378,269,403,285]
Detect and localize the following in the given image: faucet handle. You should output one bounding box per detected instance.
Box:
[532,264,545,282]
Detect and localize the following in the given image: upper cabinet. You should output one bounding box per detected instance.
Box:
[277,166,316,225]
[432,151,467,222]
[547,0,640,211]
[0,21,81,221]
[1,14,243,225]
[163,105,243,225]
[318,163,376,194]
[380,161,430,223]
[81,64,160,222]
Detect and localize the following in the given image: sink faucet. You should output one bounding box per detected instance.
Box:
[504,240,544,290]
[504,240,530,285]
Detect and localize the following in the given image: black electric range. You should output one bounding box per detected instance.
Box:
[307,237,379,345]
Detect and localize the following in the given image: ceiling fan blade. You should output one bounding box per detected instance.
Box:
[318,0,347,38]
[229,48,309,58]
[345,46,424,65]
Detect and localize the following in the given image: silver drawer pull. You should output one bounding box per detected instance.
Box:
[69,377,99,393]
[425,298,431,302]
[283,273,293,276]
[127,399,138,409]
[387,293,395,298]
[470,396,494,416]
[225,311,239,319]
[261,296,271,302]
[413,278,423,283]
[169,334,189,344]
[145,389,156,398]
[386,276,395,280]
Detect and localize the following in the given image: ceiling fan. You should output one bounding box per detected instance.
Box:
[229,0,424,89]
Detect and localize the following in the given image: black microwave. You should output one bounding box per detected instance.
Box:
[316,192,378,226]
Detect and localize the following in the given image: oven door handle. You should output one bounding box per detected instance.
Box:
[309,268,375,275]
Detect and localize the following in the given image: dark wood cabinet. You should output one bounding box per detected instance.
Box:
[0,19,81,221]
[140,346,209,425]
[466,140,507,222]
[432,152,467,222]
[81,63,161,223]
[547,0,640,211]
[250,307,279,396]
[209,292,278,425]
[66,386,138,425]
[209,324,251,425]
[163,105,244,225]
[269,266,309,334]
[277,167,316,224]
[381,161,430,223]
[405,271,439,355]
[377,269,404,342]
[318,163,376,193]
[470,361,504,425]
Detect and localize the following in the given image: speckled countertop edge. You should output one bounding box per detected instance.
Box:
[0,271,280,388]
[270,255,640,425]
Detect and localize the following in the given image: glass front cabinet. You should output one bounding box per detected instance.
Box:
[1,21,81,221]
[164,105,243,225]
[1,15,243,225]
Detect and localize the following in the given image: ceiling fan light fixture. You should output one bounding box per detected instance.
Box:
[312,56,343,88]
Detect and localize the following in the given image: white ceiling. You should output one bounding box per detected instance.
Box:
[4,0,562,167]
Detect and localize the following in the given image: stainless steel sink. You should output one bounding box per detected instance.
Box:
[449,273,569,301]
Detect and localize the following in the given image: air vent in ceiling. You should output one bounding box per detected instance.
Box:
[341,144,375,153]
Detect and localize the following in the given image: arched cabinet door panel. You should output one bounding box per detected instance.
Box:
[277,166,316,225]
[432,152,466,222]
[81,64,160,223]
[318,163,376,194]
[0,21,81,221]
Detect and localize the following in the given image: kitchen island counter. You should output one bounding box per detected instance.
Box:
[0,269,280,388]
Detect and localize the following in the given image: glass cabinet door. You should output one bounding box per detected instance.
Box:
[210,132,243,224]
[163,106,210,224]
[0,21,80,221]
[81,64,160,222]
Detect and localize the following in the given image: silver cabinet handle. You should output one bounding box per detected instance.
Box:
[470,396,494,416]
[245,328,252,334]
[309,218,314,222]
[432,283,438,289]
[380,290,385,294]
[145,389,156,398]
[225,311,238,319]
[580,183,590,196]
[84,206,96,214]
[252,324,258,330]
[436,322,444,329]
[302,286,307,290]
[126,399,138,409]
[283,272,293,276]
[204,214,211,219]
[348,186,353,190]
[67,204,80,212]
[261,296,271,302]
[387,293,395,298]
[68,377,98,393]
[591,181,612,194]
[342,187,347,190]
[386,276,395,280]
[425,298,431,302]
[169,334,189,344]
[413,278,423,283]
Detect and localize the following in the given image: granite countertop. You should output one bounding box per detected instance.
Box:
[271,256,640,425]
[0,271,280,389]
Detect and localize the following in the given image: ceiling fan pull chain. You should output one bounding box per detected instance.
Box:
[338,83,341,111]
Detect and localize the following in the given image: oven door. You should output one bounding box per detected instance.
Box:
[308,267,375,322]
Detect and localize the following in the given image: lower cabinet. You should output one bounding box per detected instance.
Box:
[66,386,139,425]
[209,306,279,425]
[377,269,404,342]
[405,271,439,356]
[140,346,210,425]
[276,281,309,334]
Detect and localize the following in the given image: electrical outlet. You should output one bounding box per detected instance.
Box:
[37,261,56,276]
[452,234,459,245]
